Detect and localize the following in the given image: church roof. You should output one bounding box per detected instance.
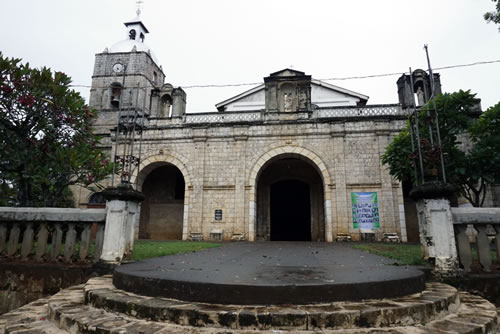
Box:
[310,79,368,101]
[124,17,149,33]
[215,84,265,110]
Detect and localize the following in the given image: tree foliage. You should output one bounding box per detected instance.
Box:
[382,90,500,207]
[0,53,113,207]
[484,0,500,31]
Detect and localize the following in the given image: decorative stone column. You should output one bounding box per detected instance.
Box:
[101,184,145,263]
[410,181,458,276]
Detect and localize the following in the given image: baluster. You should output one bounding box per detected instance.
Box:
[35,223,49,261]
[94,223,105,261]
[50,223,63,261]
[454,224,472,272]
[0,223,7,254]
[79,224,91,261]
[64,223,77,262]
[20,223,34,260]
[475,224,492,272]
[494,225,500,265]
[7,223,21,257]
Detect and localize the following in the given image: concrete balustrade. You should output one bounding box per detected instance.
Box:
[452,207,500,273]
[0,207,106,263]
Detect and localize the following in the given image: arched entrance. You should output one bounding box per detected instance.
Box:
[256,157,324,241]
[138,164,185,240]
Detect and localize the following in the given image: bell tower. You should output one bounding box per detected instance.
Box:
[88,7,166,150]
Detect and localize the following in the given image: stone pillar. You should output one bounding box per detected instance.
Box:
[411,182,458,275]
[101,185,145,263]
[233,127,249,238]
[331,125,347,238]
[191,130,207,236]
[377,130,396,237]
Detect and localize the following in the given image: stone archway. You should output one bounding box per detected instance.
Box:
[248,146,333,242]
[131,154,192,240]
[138,165,185,240]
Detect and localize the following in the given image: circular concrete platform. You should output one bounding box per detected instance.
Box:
[113,242,425,305]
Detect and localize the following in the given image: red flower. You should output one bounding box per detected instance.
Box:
[18,95,35,107]
[1,85,13,94]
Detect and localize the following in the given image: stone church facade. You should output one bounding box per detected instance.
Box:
[76,14,415,242]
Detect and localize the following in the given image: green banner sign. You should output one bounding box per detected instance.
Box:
[351,192,380,230]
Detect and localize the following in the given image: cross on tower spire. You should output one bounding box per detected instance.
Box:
[136,0,144,17]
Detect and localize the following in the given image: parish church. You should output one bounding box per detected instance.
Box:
[74,11,445,243]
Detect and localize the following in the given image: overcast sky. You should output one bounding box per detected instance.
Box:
[1,0,499,112]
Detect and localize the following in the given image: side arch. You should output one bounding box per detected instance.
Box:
[247,146,333,242]
[130,153,192,240]
[131,153,193,191]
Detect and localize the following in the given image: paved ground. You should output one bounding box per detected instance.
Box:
[114,242,425,304]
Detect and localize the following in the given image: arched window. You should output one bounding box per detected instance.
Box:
[110,83,122,108]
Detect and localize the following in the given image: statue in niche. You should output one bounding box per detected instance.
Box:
[416,86,425,106]
[163,102,170,117]
[283,93,293,112]
[161,95,172,117]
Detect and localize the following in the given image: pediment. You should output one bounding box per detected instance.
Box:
[269,68,306,77]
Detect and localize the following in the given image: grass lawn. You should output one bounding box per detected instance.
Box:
[130,240,221,261]
[351,242,429,266]
[351,242,497,268]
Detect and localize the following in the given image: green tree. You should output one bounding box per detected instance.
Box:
[0,53,113,207]
[382,90,500,207]
[484,0,500,31]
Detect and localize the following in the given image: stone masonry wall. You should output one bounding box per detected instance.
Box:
[119,116,407,242]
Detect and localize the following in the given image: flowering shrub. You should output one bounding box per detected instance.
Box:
[0,52,114,207]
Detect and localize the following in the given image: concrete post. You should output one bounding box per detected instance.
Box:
[410,182,458,276]
[101,184,145,263]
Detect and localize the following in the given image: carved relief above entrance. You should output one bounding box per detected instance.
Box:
[264,69,312,113]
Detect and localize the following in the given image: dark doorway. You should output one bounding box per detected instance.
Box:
[256,157,324,241]
[139,165,185,240]
[270,180,311,241]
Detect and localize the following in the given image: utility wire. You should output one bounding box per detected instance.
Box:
[55,58,497,90]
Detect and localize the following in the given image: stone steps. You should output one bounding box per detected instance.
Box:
[84,276,460,330]
[0,277,498,333]
[0,296,66,334]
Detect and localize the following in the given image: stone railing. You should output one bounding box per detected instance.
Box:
[184,111,262,124]
[313,104,405,119]
[150,104,405,126]
[452,207,500,273]
[0,207,106,263]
